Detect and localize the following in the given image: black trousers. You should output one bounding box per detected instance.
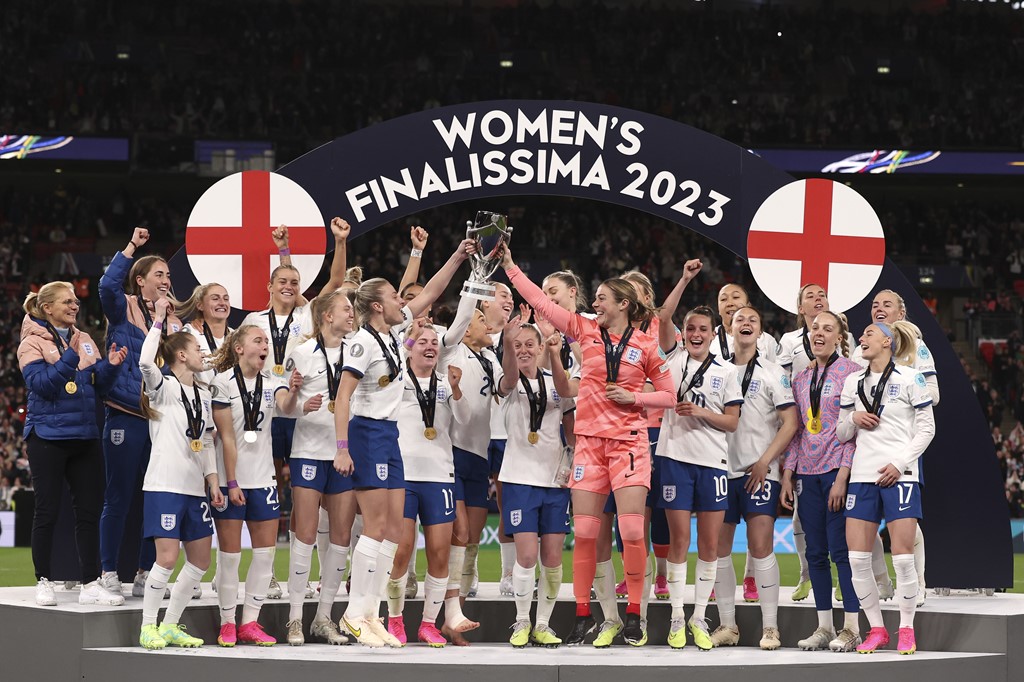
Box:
[26,434,104,583]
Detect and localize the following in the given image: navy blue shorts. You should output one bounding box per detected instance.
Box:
[289,458,354,495]
[724,475,780,524]
[454,447,490,509]
[349,416,404,489]
[488,438,506,475]
[271,417,296,461]
[212,486,282,522]
[657,458,729,513]
[143,491,214,542]
[502,482,571,535]
[404,481,456,526]
[845,482,922,523]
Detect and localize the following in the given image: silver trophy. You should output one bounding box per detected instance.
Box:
[461,210,513,300]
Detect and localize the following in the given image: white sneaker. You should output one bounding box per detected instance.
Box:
[304,581,315,600]
[499,572,514,596]
[797,627,835,651]
[366,616,403,648]
[79,580,125,606]
[36,578,57,606]
[405,573,418,599]
[192,583,202,600]
[267,576,283,599]
[63,581,80,591]
[876,576,895,601]
[99,571,122,595]
[132,571,170,599]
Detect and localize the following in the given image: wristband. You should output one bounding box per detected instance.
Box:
[404,337,416,349]
[153,321,163,330]
[336,439,349,450]
[410,248,423,258]
[278,247,291,256]
[227,480,239,489]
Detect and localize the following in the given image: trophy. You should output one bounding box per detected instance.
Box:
[461,210,513,300]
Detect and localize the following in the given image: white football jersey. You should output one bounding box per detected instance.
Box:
[241,306,312,388]
[725,357,795,480]
[499,370,575,488]
[488,332,508,439]
[778,328,858,379]
[851,336,937,377]
[840,365,934,484]
[447,343,503,458]
[286,338,344,462]
[183,323,231,387]
[713,325,779,364]
[142,373,216,497]
[210,368,278,489]
[658,348,744,470]
[343,309,415,422]
[398,372,469,483]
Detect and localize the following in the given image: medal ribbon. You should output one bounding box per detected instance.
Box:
[364,324,400,383]
[317,335,343,405]
[136,296,166,337]
[600,326,635,384]
[45,322,70,355]
[202,323,220,352]
[740,351,759,397]
[677,353,716,402]
[801,330,813,359]
[519,370,548,435]
[179,382,205,442]
[267,310,294,368]
[559,337,572,372]
[469,347,496,396]
[857,361,897,417]
[718,325,733,362]
[406,359,437,431]
[232,366,263,434]
[808,351,840,421]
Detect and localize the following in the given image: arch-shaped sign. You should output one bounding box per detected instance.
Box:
[169,101,1010,588]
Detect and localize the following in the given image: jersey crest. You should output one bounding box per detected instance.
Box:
[301,464,317,481]
[510,509,522,527]
[161,514,176,531]
[376,463,389,481]
[573,464,586,482]
[626,347,642,363]
[110,429,125,446]
[662,485,677,503]
[846,494,856,511]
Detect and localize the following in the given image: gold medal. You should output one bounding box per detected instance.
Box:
[190,439,203,453]
[378,375,391,388]
[273,364,285,377]
[807,417,822,434]
[528,431,539,445]
[65,381,78,395]
[424,427,437,440]
[565,369,571,380]
[606,382,616,389]
[328,400,336,414]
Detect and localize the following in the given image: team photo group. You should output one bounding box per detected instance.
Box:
[20,213,935,657]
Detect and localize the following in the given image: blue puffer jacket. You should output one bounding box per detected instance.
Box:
[18,316,121,440]
[99,251,182,415]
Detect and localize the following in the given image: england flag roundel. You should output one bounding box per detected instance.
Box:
[746,179,886,314]
[185,171,327,312]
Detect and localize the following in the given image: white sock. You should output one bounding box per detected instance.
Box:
[288,538,314,622]
[165,562,204,626]
[316,507,330,580]
[407,546,417,579]
[316,543,349,621]
[667,559,688,619]
[423,573,447,624]
[537,564,561,628]
[448,545,466,592]
[640,552,654,621]
[714,556,737,628]
[871,533,888,581]
[344,536,380,621]
[242,547,274,624]
[849,550,882,628]
[500,541,516,577]
[594,559,620,623]
[913,526,926,587]
[348,514,363,558]
[512,561,534,622]
[367,539,398,620]
[387,571,407,618]
[692,559,717,621]
[142,564,173,626]
[892,553,918,629]
[817,610,833,630]
[460,543,479,596]
[743,551,754,580]
[752,553,780,629]
[655,555,667,577]
[843,610,860,635]
[216,551,241,625]
[792,506,809,581]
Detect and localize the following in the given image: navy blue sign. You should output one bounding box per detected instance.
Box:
[170,101,1011,588]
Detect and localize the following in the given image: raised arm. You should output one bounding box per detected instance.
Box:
[398,226,428,297]
[100,227,149,324]
[501,247,576,337]
[321,218,351,295]
[406,237,474,320]
[658,258,702,353]
[497,312,527,396]
[140,298,171,391]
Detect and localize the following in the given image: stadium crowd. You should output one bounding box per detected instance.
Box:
[2,0,1022,159]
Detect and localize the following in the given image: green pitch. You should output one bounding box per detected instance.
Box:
[2,547,1021,592]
